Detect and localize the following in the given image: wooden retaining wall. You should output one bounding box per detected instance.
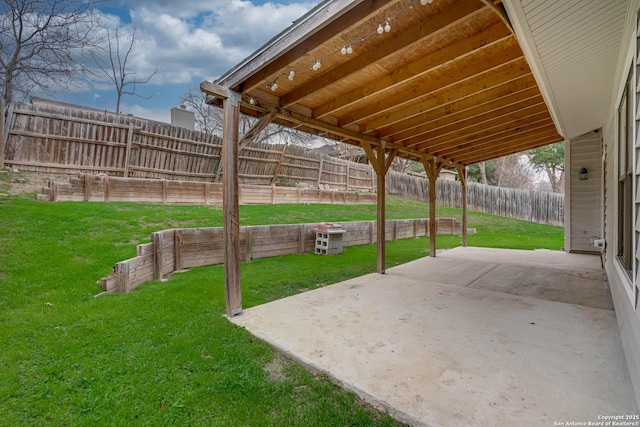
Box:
[40,175,377,205]
[98,217,473,295]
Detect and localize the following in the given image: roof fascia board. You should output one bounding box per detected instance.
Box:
[215,0,365,89]
[502,0,566,138]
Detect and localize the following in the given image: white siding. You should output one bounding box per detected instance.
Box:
[569,131,603,252]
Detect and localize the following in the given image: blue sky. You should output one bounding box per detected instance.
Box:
[54,0,318,123]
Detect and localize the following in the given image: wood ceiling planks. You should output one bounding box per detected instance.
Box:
[211,0,563,166]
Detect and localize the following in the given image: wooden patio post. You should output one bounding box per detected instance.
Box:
[362,142,396,273]
[457,165,468,247]
[423,157,443,257]
[222,90,242,316]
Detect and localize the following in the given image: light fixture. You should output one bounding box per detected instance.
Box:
[288,70,295,80]
[346,44,353,54]
[579,167,588,181]
[420,0,433,4]
[377,23,384,34]
[249,97,255,105]
[341,45,347,55]
[384,20,391,33]
[312,60,322,71]
[267,82,278,91]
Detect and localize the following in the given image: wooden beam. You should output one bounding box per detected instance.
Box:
[317,35,523,123]
[379,86,542,140]
[362,59,532,133]
[280,0,488,107]
[236,0,395,92]
[422,157,443,257]
[456,133,562,164]
[412,112,552,152]
[222,91,242,317]
[480,0,513,34]
[444,126,559,159]
[456,165,468,247]
[431,118,556,158]
[238,112,275,150]
[211,91,465,169]
[405,101,549,149]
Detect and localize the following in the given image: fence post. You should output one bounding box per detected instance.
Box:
[317,158,323,188]
[153,232,163,281]
[84,174,92,201]
[0,99,5,169]
[174,230,183,271]
[115,262,130,293]
[346,163,350,190]
[123,123,134,177]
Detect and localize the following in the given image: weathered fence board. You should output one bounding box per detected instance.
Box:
[98,217,475,295]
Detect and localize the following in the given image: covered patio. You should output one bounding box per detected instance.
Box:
[231,247,637,425]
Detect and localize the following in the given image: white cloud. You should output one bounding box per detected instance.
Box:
[108,0,316,85]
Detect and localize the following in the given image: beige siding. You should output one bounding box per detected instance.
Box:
[569,131,602,252]
[602,9,640,404]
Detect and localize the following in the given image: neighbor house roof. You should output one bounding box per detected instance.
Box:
[203,0,564,167]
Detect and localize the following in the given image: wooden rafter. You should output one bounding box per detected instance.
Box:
[280,0,486,107]
[329,36,524,125]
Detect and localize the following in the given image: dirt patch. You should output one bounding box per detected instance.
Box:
[263,352,292,382]
[2,168,71,196]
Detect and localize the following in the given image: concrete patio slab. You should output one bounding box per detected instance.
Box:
[230,247,638,426]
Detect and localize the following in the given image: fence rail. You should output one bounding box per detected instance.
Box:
[99,217,473,295]
[3,100,564,225]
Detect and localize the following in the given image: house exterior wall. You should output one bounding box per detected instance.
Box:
[601,0,640,407]
[568,131,603,253]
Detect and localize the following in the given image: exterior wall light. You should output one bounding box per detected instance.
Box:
[579,167,588,181]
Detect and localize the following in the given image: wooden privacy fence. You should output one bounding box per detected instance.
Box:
[41,175,376,205]
[2,101,374,190]
[387,170,565,226]
[3,100,565,225]
[99,217,474,295]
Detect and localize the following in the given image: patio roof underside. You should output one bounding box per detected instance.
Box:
[205,0,563,167]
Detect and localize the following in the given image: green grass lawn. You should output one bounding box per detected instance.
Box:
[0,186,563,426]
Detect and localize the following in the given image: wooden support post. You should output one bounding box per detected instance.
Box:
[422,157,443,257]
[123,123,134,177]
[153,232,163,281]
[222,90,242,316]
[175,229,183,271]
[456,165,468,247]
[362,142,397,274]
[0,98,5,169]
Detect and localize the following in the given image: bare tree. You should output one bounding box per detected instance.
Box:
[494,154,536,190]
[92,28,157,114]
[0,0,102,103]
[180,86,317,147]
